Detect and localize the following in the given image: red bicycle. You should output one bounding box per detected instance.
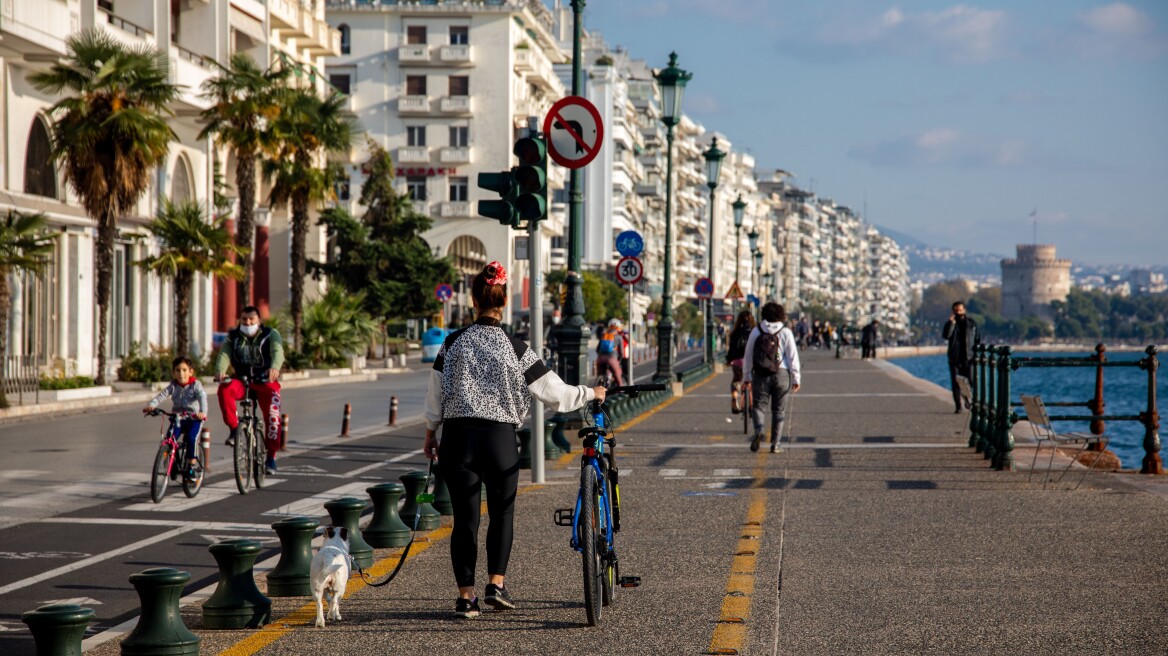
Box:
[145,409,203,503]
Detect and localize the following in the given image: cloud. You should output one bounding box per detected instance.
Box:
[849,128,1026,168]
[1078,2,1149,36]
[809,4,1013,63]
[1061,2,1168,59]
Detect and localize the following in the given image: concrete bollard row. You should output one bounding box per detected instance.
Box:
[267,517,319,597]
[124,568,200,655]
[364,483,412,548]
[399,470,442,531]
[22,603,94,656]
[324,496,374,569]
[203,539,271,630]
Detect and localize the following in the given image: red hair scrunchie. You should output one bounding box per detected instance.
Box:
[484,261,508,286]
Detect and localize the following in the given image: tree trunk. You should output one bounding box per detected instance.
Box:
[94,208,116,385]
[235,150,256,309]
[174,270,192,356]
[289,190,309,352]
[0,267,10,409]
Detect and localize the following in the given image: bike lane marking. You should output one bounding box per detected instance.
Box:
[120,478,287,512]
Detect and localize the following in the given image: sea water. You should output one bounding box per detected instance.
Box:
[890,351,1165,470]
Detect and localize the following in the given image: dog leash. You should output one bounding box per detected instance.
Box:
[352,459,434,588]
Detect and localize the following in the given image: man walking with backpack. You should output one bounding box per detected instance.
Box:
[742,302,801,453]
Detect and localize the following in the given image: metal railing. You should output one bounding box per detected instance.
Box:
[968,343,1161,474]
[4,355,40,406]
[101,9,153,39]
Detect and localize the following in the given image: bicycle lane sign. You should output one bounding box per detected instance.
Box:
[543,96,604,169]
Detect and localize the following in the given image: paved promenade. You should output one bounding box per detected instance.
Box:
[79,351,1168,655]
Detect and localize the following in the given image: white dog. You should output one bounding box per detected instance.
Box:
[310,526,351,628]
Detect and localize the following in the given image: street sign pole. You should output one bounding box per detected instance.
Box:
[529,214,545,484]
[627,283,634,385]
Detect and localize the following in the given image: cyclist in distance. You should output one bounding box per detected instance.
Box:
[214,305,284,475]
[423,261,606,619]
[143,356,208,476]
[594,318,625,387]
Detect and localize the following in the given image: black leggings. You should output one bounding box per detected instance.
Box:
[438,418,520,588]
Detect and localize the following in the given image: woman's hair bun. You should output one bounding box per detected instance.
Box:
[485,264,497,276]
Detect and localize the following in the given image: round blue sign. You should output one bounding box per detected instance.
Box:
[615,230,644,258]
[435,283,454,302]
[694,277,714,298]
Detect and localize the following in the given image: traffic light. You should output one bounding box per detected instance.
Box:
[476,170,519,227]
[513,135,547,222]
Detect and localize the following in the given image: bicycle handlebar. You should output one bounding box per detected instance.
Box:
[604,383,667,398]
[145,408,198,419]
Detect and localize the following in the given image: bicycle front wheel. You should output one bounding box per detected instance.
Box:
[602,477,616,607]
[181,444,203,499]
[252,418,267,489]
[579,465,602,626]
[234,425,252,494]
[150,442,172,504]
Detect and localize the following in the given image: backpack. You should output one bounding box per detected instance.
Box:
[598,329,618,354]
[753,327,782,375]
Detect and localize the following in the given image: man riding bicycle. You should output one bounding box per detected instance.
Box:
[214,306,284,475]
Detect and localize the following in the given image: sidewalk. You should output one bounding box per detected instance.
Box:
[82,351,1168,655]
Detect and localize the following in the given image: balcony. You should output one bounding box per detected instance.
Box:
[513,48,535,73]
[636,180,664,198]
[99,9,154,48]
[267,0,298,30]
[439,96,472,115]
[307,21,340,56]
[0,0,73,56]
[170,44,215,111]
[396,146,430,164]
[439,202,472,218]
[439,147,471,164]
[399,95,430,114]
[439,45,472,65]
[550,247,566,268]
[399,44,430,64]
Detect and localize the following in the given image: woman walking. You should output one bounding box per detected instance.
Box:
[423,261,606,618]
[725,309,755,414]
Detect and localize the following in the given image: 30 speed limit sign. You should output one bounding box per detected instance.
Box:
[615,256,643,286]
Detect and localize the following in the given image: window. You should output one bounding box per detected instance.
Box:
[170,155,194,204]
[329,73,351,96]
[339,24,350,55]
[448,76,469,96]
[449,126,468,147]
[407,125,426,147]
[335,177,351,201]
[450,26,469,45]
[25,117,56,199]
[449,177,468,202]
[406,26,427,44]
[406,75,427,96]
[406,176,427,201]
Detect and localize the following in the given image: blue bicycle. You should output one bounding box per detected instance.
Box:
[554,382,665,626]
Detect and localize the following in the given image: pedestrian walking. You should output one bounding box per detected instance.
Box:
[861,318,880,359]
[422,261,606,618]
[725,309,755,414]
[743,302,801,453]
[942,301,980,414]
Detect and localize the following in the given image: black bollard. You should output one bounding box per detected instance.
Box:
[22,603,94,656]
[341,403,351,437]
[279,413,290,451]
[389,395,398,426]
[364,483,412,548]
[430,468,454,515]
[121,568,199,655]
[203,539,271,630]
[324,496,374,568]
[399,470,442,531]
[267,516,320,597]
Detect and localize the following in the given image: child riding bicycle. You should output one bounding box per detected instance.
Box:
[143,356,209,476]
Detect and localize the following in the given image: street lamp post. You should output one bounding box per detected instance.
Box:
[653,52,692,382]
[731,195,746,314]
[702,137,725,366]
[752,249,764,303]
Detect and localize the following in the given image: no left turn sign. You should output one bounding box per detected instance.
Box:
[543,96,604,169]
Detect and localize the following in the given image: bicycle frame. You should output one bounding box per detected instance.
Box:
[569,404,615,558]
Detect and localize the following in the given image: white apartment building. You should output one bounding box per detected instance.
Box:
[325,0,568,325]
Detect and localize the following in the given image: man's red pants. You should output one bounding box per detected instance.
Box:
[217,379,282,455]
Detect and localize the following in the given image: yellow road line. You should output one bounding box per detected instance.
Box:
[707,452,768,655]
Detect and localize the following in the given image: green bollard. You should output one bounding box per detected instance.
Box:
[23,603,94,656]
[550,419,571,454]
[399,471,442,531]
[517,427,532,469]
[364,483,412,547]
[267,516,319,597]
[431,468,454,515]
[202,540,271,630]
[324,496,375,569]
[122,568,199,655]
[544,426,562,460]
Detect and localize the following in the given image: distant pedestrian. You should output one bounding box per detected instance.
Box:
[943,301,980,414]
[861,319,880,359]
[423,261,605,618]
[795,317,810,348]
[743,302,801,453]
[595,318,625,387]
[725,309,755,414]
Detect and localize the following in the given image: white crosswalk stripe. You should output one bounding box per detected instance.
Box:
[263,481,371,517]
[121,478,286,512]
[658,469,686,477]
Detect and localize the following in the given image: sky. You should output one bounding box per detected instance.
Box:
[575,1,1168,267]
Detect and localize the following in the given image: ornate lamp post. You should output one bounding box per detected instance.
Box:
[731,195,746,313]
[702,137,725,365]
[752,249,763,305]
[653,53,692,382]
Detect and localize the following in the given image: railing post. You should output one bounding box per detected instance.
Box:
[1139,345,1162,475]
[1088,343,1106,452]
[980,346,996,456]
[994,346,1015,471]
[969,344,983,448]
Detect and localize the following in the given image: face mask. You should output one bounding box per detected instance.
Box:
[240,324,260,337]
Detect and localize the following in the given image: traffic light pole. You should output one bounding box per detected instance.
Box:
[529,216,545,483]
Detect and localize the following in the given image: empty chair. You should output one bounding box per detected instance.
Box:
[1019,394,1108,489]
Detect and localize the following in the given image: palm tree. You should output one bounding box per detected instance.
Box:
[264,87,357,349]
[0,211,55,408]
[137,199,246,356]
[199,53,287,308]
[29,29,178,384]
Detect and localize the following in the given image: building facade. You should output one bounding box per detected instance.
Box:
[1001,244,1072,321]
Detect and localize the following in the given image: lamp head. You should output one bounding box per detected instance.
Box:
[732,195,746,228]
[653,52,692,128]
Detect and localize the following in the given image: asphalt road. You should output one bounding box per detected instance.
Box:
[0,348,701,653]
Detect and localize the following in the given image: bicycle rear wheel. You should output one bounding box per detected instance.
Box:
[234,424,252,494]
[252,417,267,489]
[579,465,602,626]
[150,442,172,504]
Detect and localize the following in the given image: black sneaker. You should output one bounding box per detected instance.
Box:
[750,432,762,452]
[484,584,515,610]
[225,428,238,447]
[454,597,480,618]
